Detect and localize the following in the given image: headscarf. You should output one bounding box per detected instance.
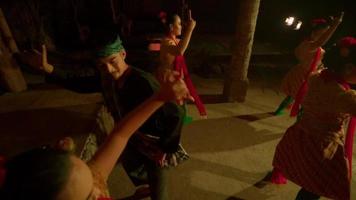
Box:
[96,35,125,57]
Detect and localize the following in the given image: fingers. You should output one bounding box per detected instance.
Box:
[335,11,344,21]
[188,9,192,20]
[157,69,193,103]
[187,94,195,102]
[168,71,179,82]
[171,154,177,166]
[177,99,184,106]
[162,69,181,82]
[33,49,41,55]
[41,44,47,64]
[173,70,182,79]
[158,153,166,167]
[160,69,177,82]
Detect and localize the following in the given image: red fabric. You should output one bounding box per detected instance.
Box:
[320,69,355,178]
[174,55,207,116]
[338,37,356,48]
[0,156,6,187]
[290,47,322,117]
[270,167,287,184]
[158,11,167,20]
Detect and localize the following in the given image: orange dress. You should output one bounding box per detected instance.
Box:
[273,73,356,199]
[281,41,325,98]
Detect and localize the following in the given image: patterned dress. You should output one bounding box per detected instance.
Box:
[273,73,356,199]
[281,40,325,98]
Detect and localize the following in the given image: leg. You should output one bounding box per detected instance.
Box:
[274,96,294,115]
[184,76,207,116]
[296,107,304,122]
[146,160,169,200]
[295,188,320,200]
[121,146,148,186]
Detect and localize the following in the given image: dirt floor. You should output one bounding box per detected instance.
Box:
[0,69,355,200]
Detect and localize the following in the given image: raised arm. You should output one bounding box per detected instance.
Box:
[17,45,102,93]
[88,71,192,180]
[311,12,344,49]
[176,10,196,55]
[163,10,196,56]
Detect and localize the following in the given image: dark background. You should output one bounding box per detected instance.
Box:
[0,0,355,52]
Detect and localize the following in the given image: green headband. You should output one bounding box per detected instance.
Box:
[96,35,125,57]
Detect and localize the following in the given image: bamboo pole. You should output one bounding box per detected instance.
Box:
[0,7,19,54]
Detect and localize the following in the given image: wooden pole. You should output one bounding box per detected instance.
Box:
[223,0,261,102]
[0,8,19,54]
[0,7,27,92]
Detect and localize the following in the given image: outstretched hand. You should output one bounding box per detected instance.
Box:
[156,70,194,105]
[186,9,196,31]
[336,11,344,23]
[19,44,54,73]
[331,11,344,24]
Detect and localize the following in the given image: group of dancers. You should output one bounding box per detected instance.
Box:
[0,8,355,200]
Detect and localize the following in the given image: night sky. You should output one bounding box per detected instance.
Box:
[254,0,356,48]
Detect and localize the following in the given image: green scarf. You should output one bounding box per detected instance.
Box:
[96,35,125,57]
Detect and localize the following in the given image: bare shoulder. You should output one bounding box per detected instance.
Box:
[161,38,176,46]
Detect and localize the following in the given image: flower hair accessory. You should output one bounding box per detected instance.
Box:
[338,37,356,48]
[159,11,167,21]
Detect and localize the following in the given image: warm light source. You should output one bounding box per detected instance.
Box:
[148,43,161,51]
[285,17,295,26]
[284,16,303,31]
[294,21,302,30]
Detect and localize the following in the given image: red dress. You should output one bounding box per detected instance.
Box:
[159,37,207,116]
[273,72,355,199]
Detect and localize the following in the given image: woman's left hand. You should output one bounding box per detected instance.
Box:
[156,70,194,104]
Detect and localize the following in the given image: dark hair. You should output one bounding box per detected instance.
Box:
[161,13,180,34]
[302,18,331,39]
[88,22,120,51]
[310,18,330,32]
[324,43,356,75]
[1,147,72,200]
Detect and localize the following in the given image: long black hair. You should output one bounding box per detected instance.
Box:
[89,22,120,49]
[301,18,331,39]
[1,147,72,200]
[159,12,180,34]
